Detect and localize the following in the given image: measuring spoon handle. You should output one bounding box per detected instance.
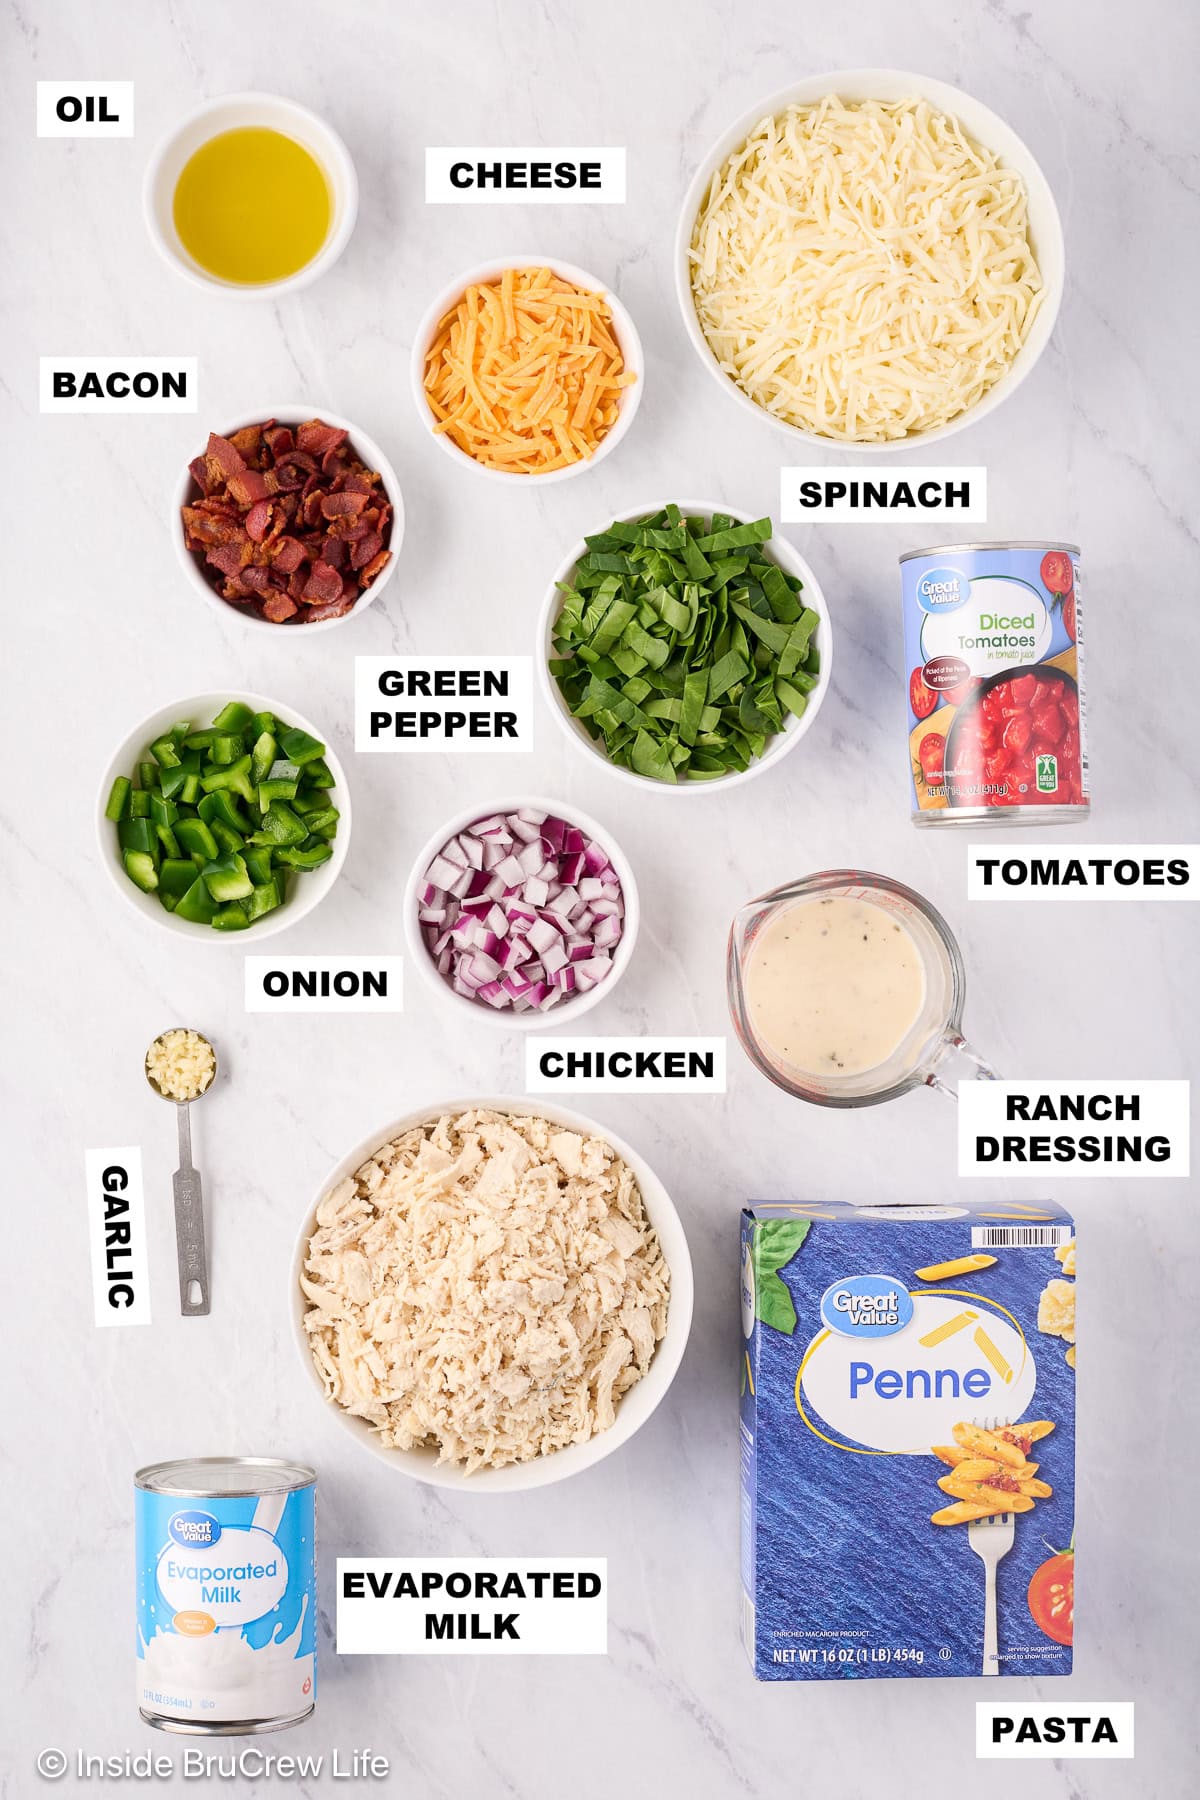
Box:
[174,1102,210,1316]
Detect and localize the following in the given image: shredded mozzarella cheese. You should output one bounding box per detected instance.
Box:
[689,96,1046,442]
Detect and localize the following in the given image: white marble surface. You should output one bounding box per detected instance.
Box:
[4,0,1198,1793]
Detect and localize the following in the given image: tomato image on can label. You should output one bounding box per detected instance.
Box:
[899,543,1088,827]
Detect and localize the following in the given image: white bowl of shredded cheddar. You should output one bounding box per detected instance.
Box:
[411,258,644,482]
[675,71,1064,450]
[291,1099,693,1491]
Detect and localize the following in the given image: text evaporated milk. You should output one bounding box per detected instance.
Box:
[135,1458,316,1734]
[900,543,1088,827]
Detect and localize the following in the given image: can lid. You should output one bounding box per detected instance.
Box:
[135,1457,316,1497]
[900,541,1081,562]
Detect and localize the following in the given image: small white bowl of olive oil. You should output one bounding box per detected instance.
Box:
[144,92,358,299]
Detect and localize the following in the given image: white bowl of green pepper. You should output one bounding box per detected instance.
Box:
[97,691,351,940]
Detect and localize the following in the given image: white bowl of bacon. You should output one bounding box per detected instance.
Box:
[173,406,403,632]
[402,797,639,1030]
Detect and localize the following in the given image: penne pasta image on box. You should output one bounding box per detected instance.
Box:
[739,1201,1076,1680]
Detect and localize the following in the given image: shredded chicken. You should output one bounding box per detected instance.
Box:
[301,1110,669,1472]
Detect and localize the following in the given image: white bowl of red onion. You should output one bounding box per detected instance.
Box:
[402,797,640,1031]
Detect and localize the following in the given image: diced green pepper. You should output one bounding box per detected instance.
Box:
[174,816,220,861]
[150,735,182,770]
[302,806,340,840]
[258,775,298,808]
[278,726,325,765]
[200,754,256,804]
[129,788,152,820]
[159,858,199,896]
[122,850,158,892]
[210,701,255,734]
[274,841,333,870]
[244,878,283,922]
[149,791,177,829]
[201,852,254,903]
[179,772,201,806]
[199,790,250,834]
[243,846,275,885]
[210,901,251,931]
[251,803,308,846]
[209,819,244,854]
[301,756,335,788]
[210,732,245,766]
[174,877,218,923]
[118,817,155,856]
[137,761,160,791]
[250,731,277,785]
[104,776,132,822]
[156,823,181,858]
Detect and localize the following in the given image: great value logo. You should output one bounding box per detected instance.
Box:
[819,1273,913,1337]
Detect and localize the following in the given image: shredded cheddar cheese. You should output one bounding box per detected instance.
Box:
[422,266,636,474]
[688,96,1046,443]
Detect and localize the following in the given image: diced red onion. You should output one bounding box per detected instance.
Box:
[418,808,625,1014]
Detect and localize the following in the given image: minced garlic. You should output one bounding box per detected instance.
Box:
[147,1029,215,1102]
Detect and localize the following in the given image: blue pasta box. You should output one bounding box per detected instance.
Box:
[739,1200,1076,1680]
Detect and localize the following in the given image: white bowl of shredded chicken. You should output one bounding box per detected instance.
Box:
[675,71,1064,449]
[291,1101,693,1490]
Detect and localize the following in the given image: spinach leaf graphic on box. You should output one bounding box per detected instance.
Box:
[752,1219,810,1334]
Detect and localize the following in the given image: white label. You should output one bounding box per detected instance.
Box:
[958,1080,1190,1178]
[156,1526,288,1627]
[977,1702,1135,1759]
[338,1558,606,1655]
[355,656,533,753]
[85,1147,150,1326]
[800,1296,1036,1451]
[780,466,986,523]
[425,147,625,203]
[968,844,1198,900]
[970,1223,1073,1248]
[40,356,196,413]
[525,1036,727,1094]
[244,955,403,1013]
[37,80,134,136]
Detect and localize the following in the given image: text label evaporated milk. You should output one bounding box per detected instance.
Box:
[136,1458,316,1733]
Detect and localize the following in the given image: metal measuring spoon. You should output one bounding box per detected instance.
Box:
[145,1029,216,1317]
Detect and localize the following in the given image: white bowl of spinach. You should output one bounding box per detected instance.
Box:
[538,502,832,791]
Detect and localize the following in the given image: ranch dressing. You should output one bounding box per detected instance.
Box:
[745,896,925,1077]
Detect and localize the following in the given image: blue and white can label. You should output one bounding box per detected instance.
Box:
[135,1464,316,1729]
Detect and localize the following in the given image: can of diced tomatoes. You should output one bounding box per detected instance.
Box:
[900,542,1088,827]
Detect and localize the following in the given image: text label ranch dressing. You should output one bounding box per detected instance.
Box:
[745,896,925,1078]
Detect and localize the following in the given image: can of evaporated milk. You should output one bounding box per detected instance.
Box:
[135,1458,316,1735]
[900,543,1088,827]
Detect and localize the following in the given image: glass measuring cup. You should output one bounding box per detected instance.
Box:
[727,870,996,1106]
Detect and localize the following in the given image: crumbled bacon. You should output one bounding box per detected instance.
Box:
[181,418,393,625]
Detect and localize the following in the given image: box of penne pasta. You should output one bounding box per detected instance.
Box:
[739,1200,1076,1680]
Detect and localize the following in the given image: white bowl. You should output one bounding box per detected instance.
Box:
[290,1096,693,1491]
[409,255,644,485]
[538,501,833,793]
[674,70,1065,452]
[402,796,640,1031]
[97,690,351,942]
[144,91,358,299]
[172,406,404,635]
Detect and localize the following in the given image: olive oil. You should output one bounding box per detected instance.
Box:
[173,126,331,285]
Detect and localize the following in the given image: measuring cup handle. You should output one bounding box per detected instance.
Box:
[926,1032,998,1099]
